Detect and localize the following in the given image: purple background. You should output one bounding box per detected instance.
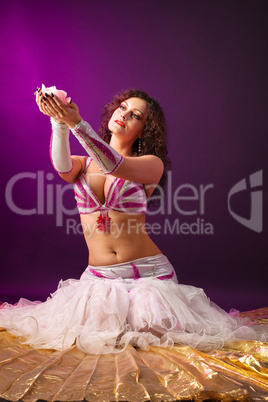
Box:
[1,0,267,312]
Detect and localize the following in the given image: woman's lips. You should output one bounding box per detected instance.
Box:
[115,120,125,128]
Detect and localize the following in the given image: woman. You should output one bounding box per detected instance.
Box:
[0,87,268,401]
[49,88,166,266]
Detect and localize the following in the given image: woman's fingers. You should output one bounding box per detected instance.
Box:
[34,86,81,126]
[43,93,65,118]
[43,95,59,118]
[35,87,54,117]
[36,88,44,108]
[35,88,58,116]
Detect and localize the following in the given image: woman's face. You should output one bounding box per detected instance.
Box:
[108,97,147,141]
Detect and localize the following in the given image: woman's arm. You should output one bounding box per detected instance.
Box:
[65,126,163,185]
[36,89,85,183]
[50,119,73,174]
[71,119,164,185]
[36,90,164,186]
[113,155,164,185]
[58,155,86,183]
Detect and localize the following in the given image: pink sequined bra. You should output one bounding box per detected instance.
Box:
[74,157,147,231]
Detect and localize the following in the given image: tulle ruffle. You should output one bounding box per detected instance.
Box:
[0,255,267,355]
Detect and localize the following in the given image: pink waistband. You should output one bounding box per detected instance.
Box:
[81,254,178,283]
[89,262,175,281]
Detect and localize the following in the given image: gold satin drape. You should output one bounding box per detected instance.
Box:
[0,307,267,402]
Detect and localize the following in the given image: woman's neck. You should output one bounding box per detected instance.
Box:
[109,136,134,157]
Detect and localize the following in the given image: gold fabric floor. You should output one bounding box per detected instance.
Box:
[0,308,267,402]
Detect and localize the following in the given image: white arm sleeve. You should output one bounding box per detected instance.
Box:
[71,119,123,174]
[50,119,73,174]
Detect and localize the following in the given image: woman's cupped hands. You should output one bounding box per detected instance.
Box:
[34,85,82,129]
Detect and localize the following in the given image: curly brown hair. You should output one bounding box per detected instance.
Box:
[98,89,171,190]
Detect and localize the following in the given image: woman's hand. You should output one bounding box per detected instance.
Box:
[34,87,82,129]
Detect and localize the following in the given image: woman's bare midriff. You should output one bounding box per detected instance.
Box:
[80,211,161,266]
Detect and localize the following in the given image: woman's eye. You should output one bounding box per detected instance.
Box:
[119,105,140,120]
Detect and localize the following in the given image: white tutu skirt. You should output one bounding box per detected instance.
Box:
[0,254,267,354]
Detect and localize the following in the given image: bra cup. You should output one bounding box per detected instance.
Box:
[74,157,147,215]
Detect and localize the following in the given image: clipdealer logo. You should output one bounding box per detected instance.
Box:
[227,170,263,233]
[4,170,263,234]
